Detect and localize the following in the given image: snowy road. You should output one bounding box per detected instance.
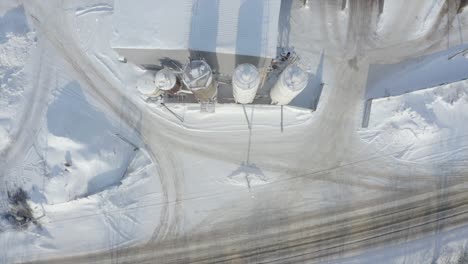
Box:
[5,0,468,263]
[26,180,468,263]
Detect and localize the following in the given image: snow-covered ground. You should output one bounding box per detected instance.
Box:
[361,80,468,164]
[0,1,163,263]
[2,0,468,263]
[0,4,35,152]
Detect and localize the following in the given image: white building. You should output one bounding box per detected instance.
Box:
[111,0,281,75]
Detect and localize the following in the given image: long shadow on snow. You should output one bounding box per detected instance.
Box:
[0,5,30,44]
[47,81,135,198]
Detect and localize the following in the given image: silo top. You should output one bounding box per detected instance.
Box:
[233,64,260,90]
[155,68,176,91]
[182,60,213,90]
[281,64,309,91]
[137,71,157,95]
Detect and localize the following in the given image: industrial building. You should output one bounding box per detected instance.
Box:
[112,0,281,75]
[112,0,319,111]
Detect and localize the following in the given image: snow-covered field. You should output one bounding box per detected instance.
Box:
[2,0,468,263]
[0,1,162,262]
[361,80,468,164]
[0,4,35,152]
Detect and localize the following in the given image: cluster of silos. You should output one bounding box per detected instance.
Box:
[137,68,181,97]
[270,64,309,105]
[231,63,308,106]
[232,64,261,104]
[141,59,308,108]
[182,60,217,102]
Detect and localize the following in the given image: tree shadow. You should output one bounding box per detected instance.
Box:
[0,5,30,44]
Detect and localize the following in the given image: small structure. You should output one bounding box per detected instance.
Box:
[155,68,181,95]
[270,64,309,105]
[232,64,261,104]
[182,60,217,102]
[136,71,157,96]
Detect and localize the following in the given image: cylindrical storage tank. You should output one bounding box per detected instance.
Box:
[155,68,181,95]
[182,60,217,102]
[137,71,158,96]
[232,64,261,104]
[270,64,309,105]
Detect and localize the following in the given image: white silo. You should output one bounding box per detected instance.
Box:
[182,60,217,102]
[137,71,157,96]
[155,68,181,95]
[232,64,261,104]
[270,64,309,105]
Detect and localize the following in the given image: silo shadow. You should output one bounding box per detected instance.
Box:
[188,0,220,72]
[235,0,264,67]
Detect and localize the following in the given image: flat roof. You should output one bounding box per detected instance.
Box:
[112,0,281,59]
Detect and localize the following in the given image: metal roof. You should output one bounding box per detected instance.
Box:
[112,0,281,59]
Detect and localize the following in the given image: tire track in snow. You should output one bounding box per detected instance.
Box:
[14,1,468,263]
[0,41,54,212]
[75,4,113,17]
[20,0,181,249]
[24,179,468,264]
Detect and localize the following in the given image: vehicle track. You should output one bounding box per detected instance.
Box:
[23,178,468,264]
[0,41,53,211]
[13,0,468,263]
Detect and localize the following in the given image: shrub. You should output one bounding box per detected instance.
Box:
[1,188,35,229]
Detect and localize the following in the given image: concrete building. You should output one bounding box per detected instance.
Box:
[111,0,281,76]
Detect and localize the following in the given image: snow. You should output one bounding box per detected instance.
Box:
[1,149,162,262]
[112,0,280,59]
[361,80,468,163]
[0,4,36,152]
[111,0,281,75]
[149,103,313,131]
[0,1,163,263]
[44,81,138,203]
[375,1,447,46]
[2,0,468,263]
[332,223,468,264]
